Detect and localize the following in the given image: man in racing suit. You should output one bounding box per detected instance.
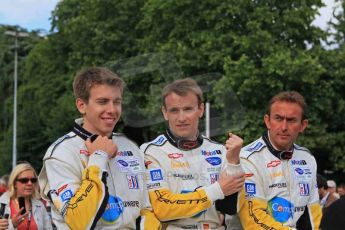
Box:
[39,67,160,229]
[141,78,245,229]
[238,91,322,229]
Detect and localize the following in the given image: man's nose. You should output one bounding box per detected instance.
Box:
[281,119,288,130]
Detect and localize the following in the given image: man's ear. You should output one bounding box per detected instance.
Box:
[264,114,270,129]
[76,98,86,115]
[162,106,168,121]
[199,102,205,118]
[299,119,308,133]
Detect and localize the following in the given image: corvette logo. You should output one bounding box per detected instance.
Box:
[267,160,281,168]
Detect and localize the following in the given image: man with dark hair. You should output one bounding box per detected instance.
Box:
[317,174,338,212]
[39,67,160,229]
[238,91,322,229]
[141,78,245,229]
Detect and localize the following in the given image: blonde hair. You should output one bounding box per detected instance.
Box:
[8,163,40,199]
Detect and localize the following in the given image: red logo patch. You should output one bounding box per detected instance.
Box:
[267,160,281,168]
[245,173,254,177]
[57,184,68,195]
[168,153,183,159]
[80,149,89,156]
[145,161,152,167]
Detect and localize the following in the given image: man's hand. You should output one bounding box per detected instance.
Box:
[85,136,117,158]
[218,171,245,196]
[225,133,243,164]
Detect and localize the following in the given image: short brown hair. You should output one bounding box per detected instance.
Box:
[267,91,307,119]
[73,67,124,102]
[162,78,203,108]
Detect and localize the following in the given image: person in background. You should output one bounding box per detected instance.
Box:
[317,174,339,212]
[336,182,345,197]
[327,180,340,199]
[0,177,8,197]
[320,193,345,230]
[238,91,322,229]
[0,163,52,230]
[39,67,160,229]
[141,78,245,229]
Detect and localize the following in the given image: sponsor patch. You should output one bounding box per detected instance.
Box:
[291,159,307,165]
[152,136,166,146]
[127,175,139,189]
[117,151,133,156]
[102,195,124,223]
[168,153,183,159]
[269,182,287,189]
[150,169,163,181]
[271,171,283,178]
[210,173,219,184]
[60,189,73,202]
[205,157,222,166]
[245,183,256,195]
[147,182,161,190]
[245,173,254,177]
[171,161,189,168]
[201,149,221,156]
[268,197,293,223]
[299,183,310,196]
[57,184,68,195]
[80,149,89,156]
[246,142,264,152]
[144,160,152,168]
[267,160,281,168]
[172,173,194,180]
[116,156,142,173]
[293,167,312,180]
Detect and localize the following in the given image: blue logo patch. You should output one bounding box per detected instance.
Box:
[153,136,166,145]
[246,142,264,152]
[295,168,304,175]
[205,157,222,166]
[245,183,256,195]
[60,190,73,202]
[101,196,124,223]
[150,169,163,181]
[269,197,293,223]
[117,159,128,167]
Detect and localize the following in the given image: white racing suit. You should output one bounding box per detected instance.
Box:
[238,131,322,229]
[140,130,243,230]
[38,118,160,230]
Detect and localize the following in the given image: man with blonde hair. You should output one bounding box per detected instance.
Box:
[141,78,245,229]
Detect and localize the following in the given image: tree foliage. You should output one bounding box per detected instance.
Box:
[0,0,344,180]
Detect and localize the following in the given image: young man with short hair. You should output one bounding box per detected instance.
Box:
[141,78,245,229]
[39,67,160,229]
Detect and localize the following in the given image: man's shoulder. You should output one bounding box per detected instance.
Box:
[294,143,312,154]
[202,135,223,146]
[140,134,167,152]
[44,132,77,159]
[240,137,267,159]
